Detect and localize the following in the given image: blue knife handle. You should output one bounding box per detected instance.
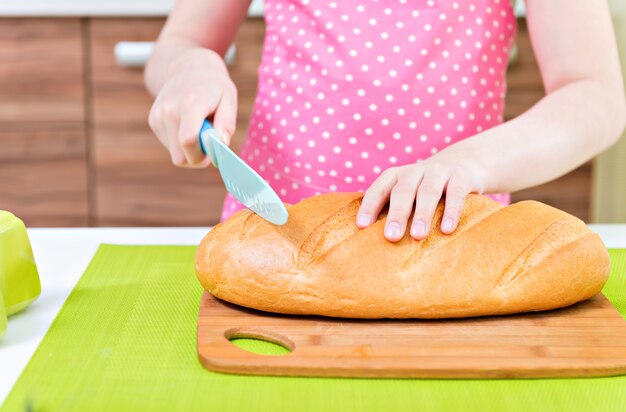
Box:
[199,119,219,167]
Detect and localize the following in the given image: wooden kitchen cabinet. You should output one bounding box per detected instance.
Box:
[0,19,89,227]
[89,18,264,226]
[506,20,591,221]
[0,17,592,226]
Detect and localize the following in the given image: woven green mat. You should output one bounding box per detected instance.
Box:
[2,245,626,412]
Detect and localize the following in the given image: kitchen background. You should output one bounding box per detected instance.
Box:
[0,0,625,227]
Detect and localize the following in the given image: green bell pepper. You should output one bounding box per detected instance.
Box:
[0,291,6,339]
[0,211,41,317]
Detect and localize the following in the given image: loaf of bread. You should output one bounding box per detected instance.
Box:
[195,193,610,319]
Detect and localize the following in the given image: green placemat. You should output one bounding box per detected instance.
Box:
[2,245,626,412]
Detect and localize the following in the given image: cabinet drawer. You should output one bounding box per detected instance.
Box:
[0,19,88,227]
[89,18,264,226]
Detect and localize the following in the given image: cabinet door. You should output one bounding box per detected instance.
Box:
[89,18,264,226]
[506,20,590,221]
[0,19,88,227]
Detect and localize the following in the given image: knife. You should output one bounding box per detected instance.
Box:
[199,119,288,225]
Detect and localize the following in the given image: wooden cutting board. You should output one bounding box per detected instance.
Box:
[197,292,626,378]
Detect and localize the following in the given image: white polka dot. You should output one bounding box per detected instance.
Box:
[333,146,342,154]
[318,155,326,163]
[377,142,385,150]
[420,134,428,142]
[373,166,382,174]
[361,151,369,159]
[345,160,353,168]
[389,156,397,164]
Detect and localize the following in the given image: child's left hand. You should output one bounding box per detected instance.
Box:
[356,150,488,242]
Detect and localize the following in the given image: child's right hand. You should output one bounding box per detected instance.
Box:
[148,48,238,168]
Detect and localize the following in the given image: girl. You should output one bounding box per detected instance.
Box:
[145,0,625,242]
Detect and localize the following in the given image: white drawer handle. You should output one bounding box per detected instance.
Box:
[114,42,237,67]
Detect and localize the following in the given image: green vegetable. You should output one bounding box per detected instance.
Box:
[0,291,6,339]
[0,211,41,318]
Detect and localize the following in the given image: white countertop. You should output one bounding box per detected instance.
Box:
[1,224,624,403]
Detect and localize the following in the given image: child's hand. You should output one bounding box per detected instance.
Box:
[356,151,488,242]
[148,48,237,168]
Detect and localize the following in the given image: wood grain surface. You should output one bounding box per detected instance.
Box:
[0,18,593,226]
[89,18,264,226]
[198,292,626,378]
[0,19,88,227]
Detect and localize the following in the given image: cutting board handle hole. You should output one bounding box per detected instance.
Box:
[225,328,294,356]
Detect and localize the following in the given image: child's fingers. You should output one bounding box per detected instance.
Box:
[441,175,469,234]
[148,103,170,150]
[212,83,238,145]
[164,117,188,167]
[357,168,398,228]
[384,169,424,242]
[178,105,211,167]
[410,169,448,240]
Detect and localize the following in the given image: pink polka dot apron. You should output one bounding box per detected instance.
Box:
[222,0,517,221]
